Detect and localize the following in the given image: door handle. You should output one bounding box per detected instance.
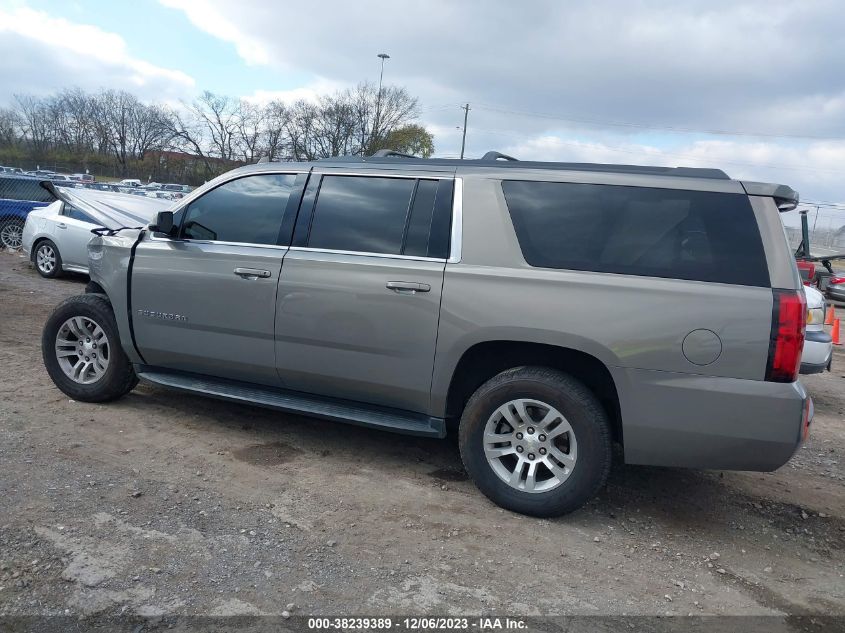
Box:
[57,223,67,229]
[386,281,431,294]
[234,267,272,279]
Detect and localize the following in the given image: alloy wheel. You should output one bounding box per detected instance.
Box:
[54,316,110,384]
[483,398,578,493]
[36,244,56,274]
[0,221,23,250]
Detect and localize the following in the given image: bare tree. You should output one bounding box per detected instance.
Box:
[261,100,290,161]
[0,83,432,183]
[233,100,265,163]
[188,91,239,160]
[0,107,18,147]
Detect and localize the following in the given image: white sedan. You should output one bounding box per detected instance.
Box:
[22,187,169,278]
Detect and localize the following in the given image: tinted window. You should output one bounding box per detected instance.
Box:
[181,174,296,244]
[502,181,769,287]
[0,177,55,203]
[308,176,416,254]
[64,206,97,224]
[402,180,438,257]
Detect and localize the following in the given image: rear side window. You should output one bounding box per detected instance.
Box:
[64,206,97,224]
[0,177,55,203]
[502,181,769,287]
[304,175,451,258]
[308,176,415,255]
[181,174,296,244]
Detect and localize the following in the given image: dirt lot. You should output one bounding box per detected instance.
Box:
[0,249,843,621]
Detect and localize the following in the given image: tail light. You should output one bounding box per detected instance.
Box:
[830,276,845,285]
[765,289,807,383]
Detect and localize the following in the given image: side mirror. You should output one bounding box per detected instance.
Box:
[150,211,174,235]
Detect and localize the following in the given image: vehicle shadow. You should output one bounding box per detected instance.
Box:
[124,384,780,531]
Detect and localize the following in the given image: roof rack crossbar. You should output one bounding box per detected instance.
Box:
[481,151,519,162]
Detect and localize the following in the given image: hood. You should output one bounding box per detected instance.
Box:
[44,181,171,230]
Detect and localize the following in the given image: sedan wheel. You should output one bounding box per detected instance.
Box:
[0,219,24,250]
[36,243,57,274]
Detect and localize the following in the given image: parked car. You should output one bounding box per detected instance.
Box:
[0,175,58,249]
[801,284,832,374]
[22,185,169,277]
[70,173,95,183]
[826,275,845,302]
[118,179,142,187]
[40,152,812,517]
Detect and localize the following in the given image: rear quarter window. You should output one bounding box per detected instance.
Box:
[502,181,770,287]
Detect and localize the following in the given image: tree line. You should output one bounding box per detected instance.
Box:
[0,84,434,185]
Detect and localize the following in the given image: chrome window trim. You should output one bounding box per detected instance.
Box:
[146,233,290,251]
[313,170,449,179]
[448,177,463,264]
[155,170,463,260]
[289,246,446,263]
[168,169,309,215]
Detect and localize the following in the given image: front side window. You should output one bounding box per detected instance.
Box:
[502,180,770,287]
[181,173,296,245]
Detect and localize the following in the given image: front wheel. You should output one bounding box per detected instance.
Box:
[459,366,612,517]
[42,294,138,402]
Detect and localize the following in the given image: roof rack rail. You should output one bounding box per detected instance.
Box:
[481,151,519,162]
[371,149,418,159]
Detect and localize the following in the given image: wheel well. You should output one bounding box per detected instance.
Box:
[85,281,106,295]
[30,236,50,261]
[445,341,623,445]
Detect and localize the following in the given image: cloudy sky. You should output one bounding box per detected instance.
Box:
[1,0,844,207]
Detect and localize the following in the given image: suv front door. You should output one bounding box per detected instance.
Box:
[130,172,304,386]
[275,170,455,414]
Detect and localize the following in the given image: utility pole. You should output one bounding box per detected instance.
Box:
[460,103,470,159]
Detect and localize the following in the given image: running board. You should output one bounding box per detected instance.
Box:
[135,367,446,438]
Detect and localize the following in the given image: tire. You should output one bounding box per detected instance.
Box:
[42,294,138,402]
[1,218,24,250]
[459,366,612,517]
[34,239,62,278]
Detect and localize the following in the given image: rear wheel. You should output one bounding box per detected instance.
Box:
[34,239,62,278]
[42,294,138,402]
[459,366,612,517]
[0,218,24,250]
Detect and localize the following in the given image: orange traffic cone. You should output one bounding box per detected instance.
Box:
[825,304,836,325]
[833,319,842,346]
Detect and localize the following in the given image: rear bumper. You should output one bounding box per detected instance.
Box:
[612,367,809,471]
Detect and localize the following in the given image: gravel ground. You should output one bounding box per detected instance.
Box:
[0,249,843,621]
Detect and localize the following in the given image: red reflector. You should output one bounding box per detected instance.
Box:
[765,289,806,383]
[802,398,813,442]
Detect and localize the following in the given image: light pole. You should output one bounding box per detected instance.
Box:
[373,53,390,153]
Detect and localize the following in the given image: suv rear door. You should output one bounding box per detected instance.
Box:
[130,171,306,386]
[274,168,454,414]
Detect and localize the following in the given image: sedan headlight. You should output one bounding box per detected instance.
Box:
[807,306,824,326]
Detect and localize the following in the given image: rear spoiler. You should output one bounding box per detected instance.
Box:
[39,179,64,203]
[741,181,799,212]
